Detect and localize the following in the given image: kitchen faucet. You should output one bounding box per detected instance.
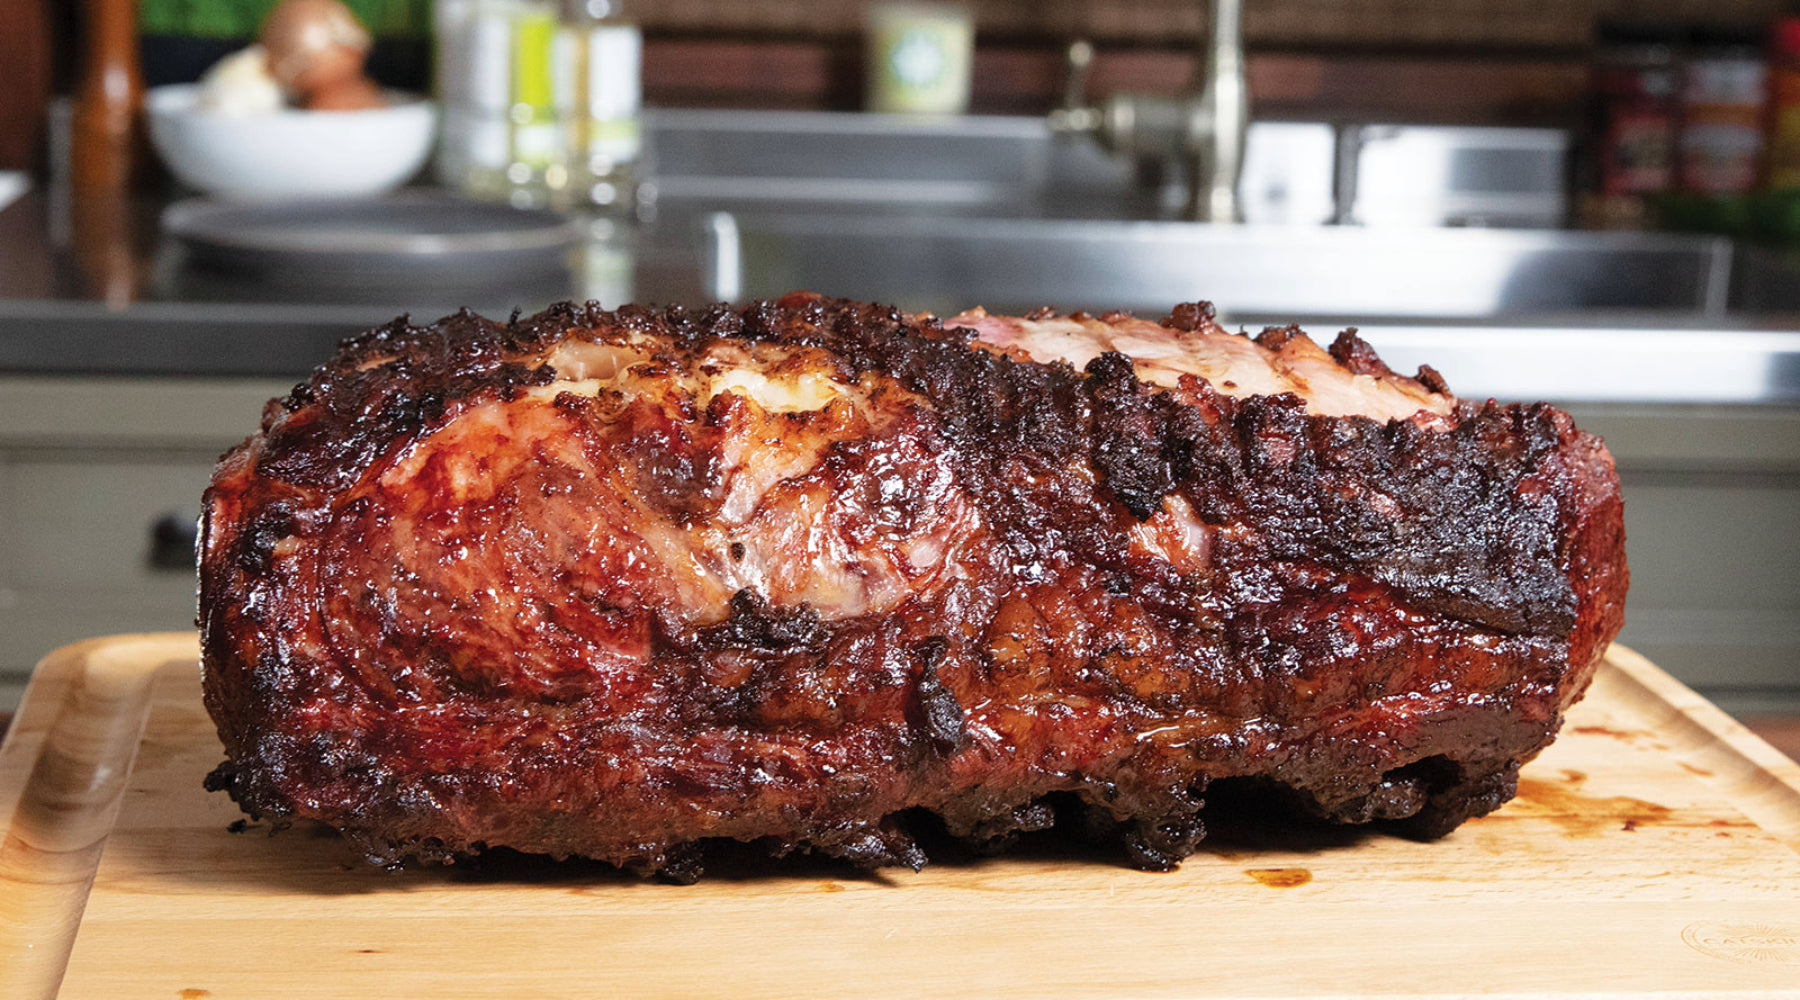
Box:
[1050,0,1248,223]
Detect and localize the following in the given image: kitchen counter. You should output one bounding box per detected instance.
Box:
[0,187,714,381]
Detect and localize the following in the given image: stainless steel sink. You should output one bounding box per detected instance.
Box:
[702,213,1734,323]
[1351,325,1800,406]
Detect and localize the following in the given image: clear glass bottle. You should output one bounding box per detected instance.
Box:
[559,0,643,213]
[435,0,509,200]
[435,0,566,207]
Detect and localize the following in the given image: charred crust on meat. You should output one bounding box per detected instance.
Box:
[1122,798,1208,871]
[710,589,824,651]
[199,293,1627,878]
[1254,325,1300,350]
[906,637,969,754]
[202,760,237,796]
[1328,328,1395,377]
[1162,301,1216,331]
[1415,364,1451,395]
[1084,351,1182,520]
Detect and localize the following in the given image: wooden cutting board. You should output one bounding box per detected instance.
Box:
[3,635,1798,1000]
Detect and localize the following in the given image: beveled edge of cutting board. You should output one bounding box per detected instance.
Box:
[2,635,1798,1000]
[1598,643,1800,849]
[0,632,200,1000]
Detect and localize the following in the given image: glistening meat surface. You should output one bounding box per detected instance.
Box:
[199,293,1628,879]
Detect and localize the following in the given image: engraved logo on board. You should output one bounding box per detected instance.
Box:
[1681,922,1800,966]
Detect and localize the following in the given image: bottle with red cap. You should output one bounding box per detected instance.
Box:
[1765,16,1800,189]
[1594,21,1680,200]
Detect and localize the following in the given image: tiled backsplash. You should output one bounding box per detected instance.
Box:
[637,0,1781,47]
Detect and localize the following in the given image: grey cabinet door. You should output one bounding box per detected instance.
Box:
[0,377,289,709]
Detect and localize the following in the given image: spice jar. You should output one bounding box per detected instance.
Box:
[1765,17,1800,189]
[1679,25,1768,195]
[1593,21,1680,200]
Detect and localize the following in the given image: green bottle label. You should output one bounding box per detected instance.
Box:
[511,9,558,114]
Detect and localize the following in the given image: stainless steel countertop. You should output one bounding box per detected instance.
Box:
[6,184,1800,406]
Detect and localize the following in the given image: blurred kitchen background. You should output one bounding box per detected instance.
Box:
[0,0,1797,756]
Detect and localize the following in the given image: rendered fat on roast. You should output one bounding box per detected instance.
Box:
[199,293,1628,879]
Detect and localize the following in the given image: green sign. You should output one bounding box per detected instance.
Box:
[139,0,431,39]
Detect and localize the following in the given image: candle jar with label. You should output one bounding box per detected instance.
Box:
[865,3,974,116]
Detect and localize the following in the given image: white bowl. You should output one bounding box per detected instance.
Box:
[146,84,438,200]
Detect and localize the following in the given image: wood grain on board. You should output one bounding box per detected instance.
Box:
[2,635,1798,999]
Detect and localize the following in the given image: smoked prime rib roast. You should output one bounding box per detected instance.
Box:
[200,292,1627,879]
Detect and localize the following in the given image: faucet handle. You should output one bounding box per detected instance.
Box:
[1061,39,1094,111]
[1050,39,1103,136]
[1049,105,1103,136]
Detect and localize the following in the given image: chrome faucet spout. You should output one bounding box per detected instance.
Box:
[1192,0,1247,222]
[1049,0,1250,222]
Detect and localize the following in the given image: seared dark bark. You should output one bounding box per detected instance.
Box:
[200,294,1627,878]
